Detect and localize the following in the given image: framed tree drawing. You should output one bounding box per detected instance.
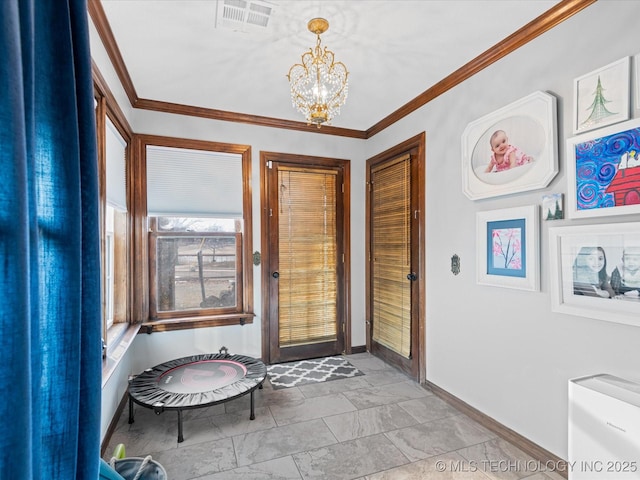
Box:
[573,56,630,134]
[476,205,539,291]
[567,117,640,219]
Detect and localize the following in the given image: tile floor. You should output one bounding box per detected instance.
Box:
[105,353,565,480]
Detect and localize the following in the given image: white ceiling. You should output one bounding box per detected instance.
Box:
[99,0,560,131]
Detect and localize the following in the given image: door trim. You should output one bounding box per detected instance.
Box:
[365,132,426,383]
[260,151,351,365]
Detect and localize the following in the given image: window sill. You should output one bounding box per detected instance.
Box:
[101,323,140,388]
[139,313,255,334]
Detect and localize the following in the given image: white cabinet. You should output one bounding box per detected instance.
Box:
[569,374,640,479]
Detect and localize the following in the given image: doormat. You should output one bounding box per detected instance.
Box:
[267,356,365,389]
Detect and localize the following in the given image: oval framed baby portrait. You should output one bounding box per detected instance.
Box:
[462,91,558,200]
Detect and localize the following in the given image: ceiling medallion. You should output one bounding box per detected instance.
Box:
[287,18,349,127]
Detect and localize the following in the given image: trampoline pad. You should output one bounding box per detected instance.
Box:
[129,353,266,410]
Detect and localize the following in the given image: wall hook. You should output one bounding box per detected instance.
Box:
[451,254,460,275]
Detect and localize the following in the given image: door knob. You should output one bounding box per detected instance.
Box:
[406,272,417,281]
[272,271,279,278]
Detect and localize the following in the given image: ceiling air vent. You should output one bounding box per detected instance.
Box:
[215,0,277,33]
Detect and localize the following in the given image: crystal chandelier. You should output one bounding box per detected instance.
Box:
[287,18,349,127]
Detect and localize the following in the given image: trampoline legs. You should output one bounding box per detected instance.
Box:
[128,395,134,424]
[177,410,184,443]
[250,381,265,420]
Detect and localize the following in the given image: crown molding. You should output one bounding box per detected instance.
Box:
[365,0,596,137]
[134,98,368,139]
[89,0,596,139]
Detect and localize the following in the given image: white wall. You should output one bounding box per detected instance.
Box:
[97,0,640,457]
[88,19,134,123]
[100,352,134,441]
[365,0,640,459]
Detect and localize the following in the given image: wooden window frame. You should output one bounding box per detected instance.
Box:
[134,135,254,333]
[94,84,133,356]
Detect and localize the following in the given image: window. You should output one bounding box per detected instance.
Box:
[95,92,131,353]
[141,138,254,330]
[149,218,243,317]
[104,203,127,332]
[105,209,114,327]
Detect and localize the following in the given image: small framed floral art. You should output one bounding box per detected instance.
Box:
[476,205,539,291]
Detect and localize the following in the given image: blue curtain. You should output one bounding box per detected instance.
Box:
[0,0,101,478]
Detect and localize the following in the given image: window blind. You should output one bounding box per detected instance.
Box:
[371,154,411,358]
[146,145,243,217]
[277,168,338,347]
[105,117,127,211]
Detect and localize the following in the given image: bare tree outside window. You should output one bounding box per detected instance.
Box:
[151,217,243,317]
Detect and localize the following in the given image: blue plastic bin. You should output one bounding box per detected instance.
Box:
[100,456,167,480]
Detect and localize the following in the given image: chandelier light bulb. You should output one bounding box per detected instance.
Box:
[287,18,349,127]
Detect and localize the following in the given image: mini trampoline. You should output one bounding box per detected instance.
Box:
[128,352,266,442]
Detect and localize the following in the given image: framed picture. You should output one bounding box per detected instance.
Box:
[542,193,563,220]
[573,56,630,134]
[476,205,539,291]
[462,91,558,200]
[566,117,640,219]
[549,222,640,327]
[635,53,640,110]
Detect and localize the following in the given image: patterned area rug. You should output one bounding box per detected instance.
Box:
[267,356,365,389]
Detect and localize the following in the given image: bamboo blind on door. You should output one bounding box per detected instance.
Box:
[278,167,338,347]
[371,154,411,358]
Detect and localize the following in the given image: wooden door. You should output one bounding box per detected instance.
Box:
[263,154,348,364]
[366,134,424,380]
